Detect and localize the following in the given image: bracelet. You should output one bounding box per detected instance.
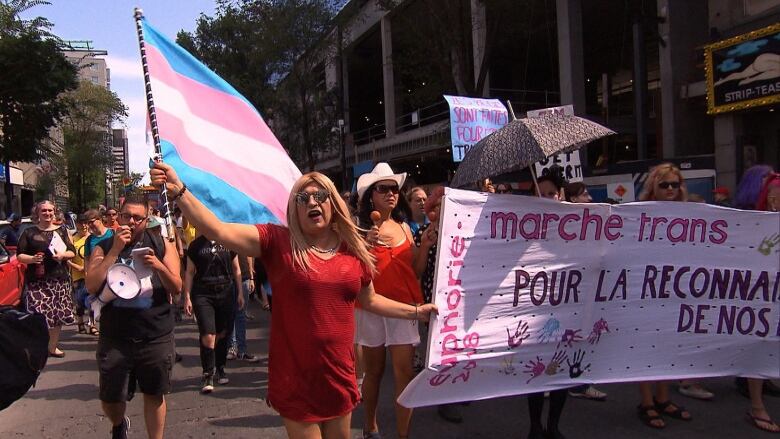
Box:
[171,184,187,201]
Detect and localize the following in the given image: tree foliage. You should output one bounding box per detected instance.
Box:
[59,81,127,211]
[177,0,341,171]
[0,0,78,163]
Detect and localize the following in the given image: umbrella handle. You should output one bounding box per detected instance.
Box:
[530,165,542,198]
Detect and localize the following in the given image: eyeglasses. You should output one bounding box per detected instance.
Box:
[374,184,399,195]
[295,189,330,206]
[119,213,148,223]
[658,182,681,189]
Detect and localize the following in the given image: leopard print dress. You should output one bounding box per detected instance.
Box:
[19,226,76,328]
[25,278,75,328]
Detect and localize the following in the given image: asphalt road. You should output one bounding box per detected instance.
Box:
[1,299,778,438]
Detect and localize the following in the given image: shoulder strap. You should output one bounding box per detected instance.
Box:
[145,229,165,259]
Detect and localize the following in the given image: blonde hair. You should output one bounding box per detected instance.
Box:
[286,172,376,273]
[30,200,55,223]
[639,163,688,202]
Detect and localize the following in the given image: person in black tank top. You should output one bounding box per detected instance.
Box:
[183,234,244,393]
[85,198,182,439]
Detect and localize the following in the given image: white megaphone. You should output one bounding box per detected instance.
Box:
[91,264,141,322]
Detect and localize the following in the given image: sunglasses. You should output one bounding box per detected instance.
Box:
[374,184,400,195]
[120,213,148,223]
[295,189,330,206]
[658,182,681,189]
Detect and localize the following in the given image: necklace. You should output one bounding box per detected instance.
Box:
[309,243,339,254]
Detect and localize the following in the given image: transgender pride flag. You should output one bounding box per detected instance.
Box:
[140,17,300,225]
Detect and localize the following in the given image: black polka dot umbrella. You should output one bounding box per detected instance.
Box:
[450,114,616,188]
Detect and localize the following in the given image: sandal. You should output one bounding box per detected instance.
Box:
[746,411,780,434]
[77,323,87,334]
[654,398,691,421]
[637,404,665,429]
[88,325,100,336]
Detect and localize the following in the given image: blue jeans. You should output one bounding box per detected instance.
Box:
[231,280,250,354]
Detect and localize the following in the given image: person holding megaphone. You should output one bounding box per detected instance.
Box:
[85,197,182,439]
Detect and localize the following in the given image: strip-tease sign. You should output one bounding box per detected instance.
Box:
[444,95,508,163]
[399,189,780,408]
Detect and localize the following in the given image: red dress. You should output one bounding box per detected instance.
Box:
[257,224,371,422]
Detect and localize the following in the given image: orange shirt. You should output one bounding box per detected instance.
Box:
[371,237,423,305]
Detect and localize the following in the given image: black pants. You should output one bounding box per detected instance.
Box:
[192,284,235,375]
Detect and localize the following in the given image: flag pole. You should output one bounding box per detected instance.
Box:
[134,8,175,241]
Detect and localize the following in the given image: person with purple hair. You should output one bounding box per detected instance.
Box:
[734,165,774,210]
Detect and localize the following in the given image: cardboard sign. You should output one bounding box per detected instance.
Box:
[444,95,509,162]
[398,189,780,408]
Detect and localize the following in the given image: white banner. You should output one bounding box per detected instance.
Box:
[399,188,780,408]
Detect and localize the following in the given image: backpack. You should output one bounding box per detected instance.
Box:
[0,307,48,411]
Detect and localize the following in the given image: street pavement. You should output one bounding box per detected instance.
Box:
[1,299,778,438]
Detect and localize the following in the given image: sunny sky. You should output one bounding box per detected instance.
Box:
[22,0,218,179]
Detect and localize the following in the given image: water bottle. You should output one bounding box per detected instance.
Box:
[34,252,45,278]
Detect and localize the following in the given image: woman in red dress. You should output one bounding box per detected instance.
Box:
[151,163,435,439]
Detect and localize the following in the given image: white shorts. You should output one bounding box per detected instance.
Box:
[355,308,420,347]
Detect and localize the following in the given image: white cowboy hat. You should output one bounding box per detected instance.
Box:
[357,162,407,200]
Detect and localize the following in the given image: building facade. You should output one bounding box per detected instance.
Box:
[284,0,778,196]
[112,128,129,182]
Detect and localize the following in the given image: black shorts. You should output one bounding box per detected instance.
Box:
[192,284,235,336]
[97,332,174,402]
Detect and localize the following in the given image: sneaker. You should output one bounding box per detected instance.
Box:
[217,367,229,385]
[111,415,130,439]
[201,374,214,393]
[568,385,607,401]
[226,346,237,360]
[437,403,463,424]
[678,383,714,400]
[238,352,261,363]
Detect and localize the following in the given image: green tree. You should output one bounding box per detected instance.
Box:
[0,0,78,163]
[59,81,127,211]
[177,0,340,171]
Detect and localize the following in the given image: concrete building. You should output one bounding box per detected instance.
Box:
[61,40,118,206]
[281,0,778,197]
[112,128,130,181]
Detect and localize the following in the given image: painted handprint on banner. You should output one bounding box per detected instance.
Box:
[499,355,516,375]
[507,320,530,349]
[545,350,568,376]
[524,356,546,384]
[557,329,583,349]
[758,234,780,256]
[566,349,591,379]
[587,318,610,344]
[537,318,561,343]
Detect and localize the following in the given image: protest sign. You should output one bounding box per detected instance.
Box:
[444,95,508,163]
[527,105,583,182]
[398,188,780,408]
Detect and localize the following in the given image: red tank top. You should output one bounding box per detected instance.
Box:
[371,236,423,304]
